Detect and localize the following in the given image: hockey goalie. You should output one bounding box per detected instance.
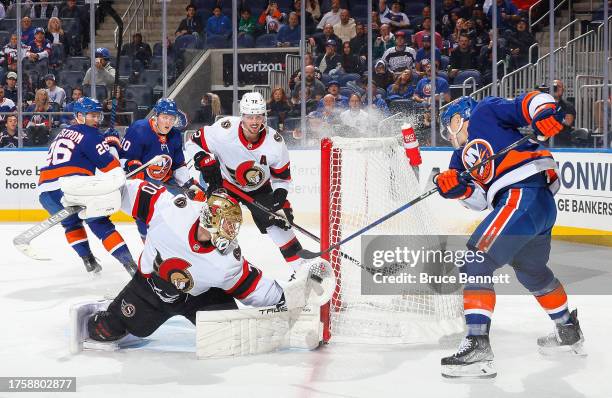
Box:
[67,173,333,357]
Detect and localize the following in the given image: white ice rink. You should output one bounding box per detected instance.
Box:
[1,222,611,398]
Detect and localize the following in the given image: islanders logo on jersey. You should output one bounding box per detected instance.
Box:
[147,154,173,181]
[234,160,265,188]
[461,139,495,184]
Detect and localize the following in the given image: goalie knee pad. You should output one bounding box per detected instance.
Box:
[87,310,127,342]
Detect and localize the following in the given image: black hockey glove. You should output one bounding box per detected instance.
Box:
[193,151,222,192]
[262,189,293,230]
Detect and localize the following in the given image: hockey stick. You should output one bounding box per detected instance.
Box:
[99,0,123,131]
[219,181,364,268]
[297,134,535,260]
[13,155,165,261]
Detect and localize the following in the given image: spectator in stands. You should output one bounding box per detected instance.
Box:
[61,86,83,127]
[308,93,341,134]
[440,0,458,37]
[373,23,395,59]
[306,0,321,22]
[4,72,19,103]
[382,31,416,74]
[373,60,395,93]
[506,18,535,68]
[387,69,416,100]
[333,9,356,43]
[413,17,443,49]
[238,7,258,38]
[195,92,222,125]
[0,86,17,127]
[472,4,489,29]
[267,87,293,127]
[46,17,66,49]
[83,47,116,93]
[487,0,520,31]
[472,17,491,54]
[323,80,348,108]
[59,0,80,19]
[449,34,478,79]
[24,89,53,146]
[291,0,316,34]
[339,93,369,132]
[291,64,326,103]
[478,30,508,84]
[549,80,583,147]
[317,39,342,75]
[121,32,152,68]
[459,0,476,20]
[44,74,66,108]
[20,16,36,44]
[27,28,52,63]
[380,0,411,31]
[340,41,364,75]
[1,34,27,70]
[0,114,21,148]
[277,12,300,47]
[59,0,86,51]
[258,1,284,34]
[371,10,382,36]
[310,23,341,55]
[288,53,321,90]
[317,0,342,30]
[415,35,441,76]
[31,0,58,19]
[206,6,231,37]
[413,59,451,105]
[412,6,430,31]
[102,86,129,127]
[349,20,368,57]
[176,4,203,38]
[363,81,391,117]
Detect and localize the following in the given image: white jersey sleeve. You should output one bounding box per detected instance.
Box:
[268,133,292,192]
[220,254,284,307]
[120,179,169,226]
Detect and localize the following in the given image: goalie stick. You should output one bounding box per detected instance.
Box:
[13,155,165,261]
[297,134,535,260]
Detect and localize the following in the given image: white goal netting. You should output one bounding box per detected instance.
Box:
[321,136,465,344]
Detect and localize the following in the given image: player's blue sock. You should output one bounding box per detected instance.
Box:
[65,227,93,258]
[102,231,134,266]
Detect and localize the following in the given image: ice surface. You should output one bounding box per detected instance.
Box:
[1,222,610,398]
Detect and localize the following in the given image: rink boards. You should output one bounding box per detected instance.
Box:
[0,147,611,241]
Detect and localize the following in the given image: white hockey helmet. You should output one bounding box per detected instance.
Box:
[240,92,266,116]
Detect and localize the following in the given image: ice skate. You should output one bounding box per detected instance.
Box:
[441,335,497,379]
[538,309,586,356]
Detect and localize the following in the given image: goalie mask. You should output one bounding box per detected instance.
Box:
[199,189,242,251]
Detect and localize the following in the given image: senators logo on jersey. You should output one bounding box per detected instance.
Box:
[155,255,194,293]
[462,139,495,184]
[232,160,266,188]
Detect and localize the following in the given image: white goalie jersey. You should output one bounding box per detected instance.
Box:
[120,179,283,307]
[188,116,292,192]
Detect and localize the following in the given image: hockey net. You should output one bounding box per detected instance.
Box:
[320,136,464,344]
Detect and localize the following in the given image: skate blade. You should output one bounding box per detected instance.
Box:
[538,341,587,357]
[441,361,497,379]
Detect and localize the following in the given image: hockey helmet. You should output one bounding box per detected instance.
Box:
[73,97,104,122]
[95,47,111,60]
[440,96,478,142]
[199,189,243,250]
[152,98,188,130]
[239,92,266,116]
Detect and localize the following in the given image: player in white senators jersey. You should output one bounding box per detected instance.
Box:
[73,179,324,342]
[187,92,304,275]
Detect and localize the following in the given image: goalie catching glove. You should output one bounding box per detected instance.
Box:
[434,169,474,200]
[194,151,222,193]
[59,168,126,219]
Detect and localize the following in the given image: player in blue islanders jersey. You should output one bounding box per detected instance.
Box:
[37,97,137,275]
[435,94,585,379]
[113,98,191,240]
[186,92,305,278]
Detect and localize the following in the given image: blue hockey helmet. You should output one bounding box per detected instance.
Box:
[73,97,104,122]
[440,96,478,142]
[153,98,188,130]
[95,47,111,60]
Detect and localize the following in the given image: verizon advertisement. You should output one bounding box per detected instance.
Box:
[222,51,291,85]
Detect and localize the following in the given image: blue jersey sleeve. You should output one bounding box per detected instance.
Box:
[448,148,465,171]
